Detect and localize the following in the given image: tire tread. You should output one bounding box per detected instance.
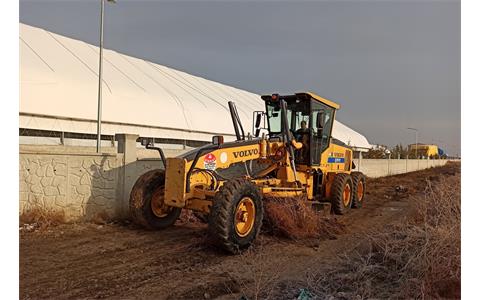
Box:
[331,173,353,215]
[351,171,366,209]
[208,178,263,254]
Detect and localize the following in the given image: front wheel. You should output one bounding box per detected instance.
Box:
[208,179,263,254]
[129,169,181,229]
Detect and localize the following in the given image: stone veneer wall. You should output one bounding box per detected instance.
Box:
[19,139,453,221]
[19,151,121,220]
[19,138,185,221]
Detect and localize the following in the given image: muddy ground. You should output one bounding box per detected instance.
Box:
[20,162,460,300]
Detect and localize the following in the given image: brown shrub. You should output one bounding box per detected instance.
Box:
[20,208,66,231]
[90,211,111,225]
[227,245,285,300]
[303,174,461,299]
[413,175,461,298]
[177,209,206,225]
[263,197,344,240]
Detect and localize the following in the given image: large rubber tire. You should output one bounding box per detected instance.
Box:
[193,212,209,223]
[129,169,181,230]
[208,179,263,254]
[351,172,366,209]
[331,173,353,215]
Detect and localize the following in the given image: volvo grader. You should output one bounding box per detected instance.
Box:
[130,92,366,253]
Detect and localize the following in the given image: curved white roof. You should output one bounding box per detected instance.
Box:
[19,23,371,149]
[332,120,371,150]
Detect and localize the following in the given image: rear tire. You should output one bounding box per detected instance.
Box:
[351,172,366,208]
[129,169,181,229]
[208,179,263,254]
[193,212,209,223]
[331,173,353,215]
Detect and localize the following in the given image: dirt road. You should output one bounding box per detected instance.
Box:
[20,163,460,299]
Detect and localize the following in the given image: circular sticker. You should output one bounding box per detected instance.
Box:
[220,152,228,164]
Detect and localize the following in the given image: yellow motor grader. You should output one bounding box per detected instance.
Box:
[130,92,366,253]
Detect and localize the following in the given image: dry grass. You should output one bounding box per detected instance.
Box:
[227,246,285,300]
[177,209,198,224]
[263,197,345,240]
[412,174,461,298]
[177,210,208,225]
[303,173,461,299]
[90,211,111,225]
[20,208,66,231]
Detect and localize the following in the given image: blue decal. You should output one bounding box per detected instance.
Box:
[327,157,345,163]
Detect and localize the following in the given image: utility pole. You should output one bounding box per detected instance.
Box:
[96,0,116,153]
[407,127,418,159]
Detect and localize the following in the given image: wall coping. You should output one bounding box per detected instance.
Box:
[20,150,119,157]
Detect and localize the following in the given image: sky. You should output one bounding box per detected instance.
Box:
[19,0,460,155]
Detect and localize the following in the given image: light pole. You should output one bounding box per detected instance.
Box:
[407,127,418,159]
[96,0,116,153]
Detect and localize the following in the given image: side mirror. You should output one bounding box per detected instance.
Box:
[316,111,325,129]
[212,135,224,146]
[255,113,262,128]
[141,138,152,146]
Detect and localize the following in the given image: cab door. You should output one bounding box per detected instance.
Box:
[310,101,335,166]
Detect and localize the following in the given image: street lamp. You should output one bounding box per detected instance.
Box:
[96,0,116,153]
[407,127,418,159]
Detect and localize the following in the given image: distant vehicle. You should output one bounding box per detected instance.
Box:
[408,144,439,158]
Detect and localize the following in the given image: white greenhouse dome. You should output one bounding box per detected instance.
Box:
[19,23,371,151]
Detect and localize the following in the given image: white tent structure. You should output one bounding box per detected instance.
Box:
[20,23,371,150]
[332,121,371,151]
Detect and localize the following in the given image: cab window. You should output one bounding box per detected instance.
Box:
[266,104,282,133]
[311,102,334,165]
[266,101,309,136]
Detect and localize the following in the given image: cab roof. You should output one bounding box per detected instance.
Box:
[260,92,340,109]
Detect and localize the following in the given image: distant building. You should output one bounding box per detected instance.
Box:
[408,144,439,158]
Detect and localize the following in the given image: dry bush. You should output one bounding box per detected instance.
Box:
[177,209,198,224]
[303,174,461,299]
[263,197,345,240]
[177,209,206,225]
[226,246,284,300]
[412,175,461,298]
[20,208,66,231]
[90,210,111,225]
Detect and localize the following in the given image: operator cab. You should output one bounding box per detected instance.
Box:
[258,92,339,166]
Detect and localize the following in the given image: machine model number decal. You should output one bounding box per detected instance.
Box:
[233,148,259,159]
[204,153,217,170]
[327,157,345,163]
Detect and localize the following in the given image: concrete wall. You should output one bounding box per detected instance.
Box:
[19,135,187,221]
[353,158,449,178]
[20,151,121,220]
[19,137,452,221]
